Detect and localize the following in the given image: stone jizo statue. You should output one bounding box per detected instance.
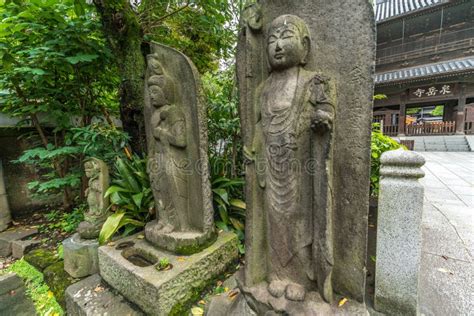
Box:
[225,1,375,313]
[78,158,110,239]
[144,42,215,254]
[245,14,336,303]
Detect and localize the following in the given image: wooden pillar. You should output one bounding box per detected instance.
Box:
[398,92,407,136]
[455,84,466,135]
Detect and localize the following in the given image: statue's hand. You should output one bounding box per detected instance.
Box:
[153,127,165,141]
[311,110,333,133]
[243,145,255,164]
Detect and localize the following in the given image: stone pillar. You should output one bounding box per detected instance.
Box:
[455,85,466,135]
[398,93,407,136]
[63,233,99,278]
[0,159,11,232]
[375,148,425,316]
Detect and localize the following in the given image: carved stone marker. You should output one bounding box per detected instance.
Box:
[77,158,110,239]
[375,149,425,315]
[0,159,11,232]
[144,42,215,254]
[98,42,239,315]
[64,158,109,278]
[222,1,375,314]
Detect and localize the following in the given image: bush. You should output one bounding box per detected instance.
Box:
[370,123,404,196]
[99,155,153,244]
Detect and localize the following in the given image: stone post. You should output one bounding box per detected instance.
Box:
[0,159,11,232]
[375,148,425,315]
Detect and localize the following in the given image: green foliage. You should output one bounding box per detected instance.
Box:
[157,257,170,270]
[431,105,444,116]
[70,123,130,165]
[99,155,153,244]
[0,0,121,207]
[4,258,63,315]
[140,0,239,72]
[41,205,85,234]
[370,123,404,196]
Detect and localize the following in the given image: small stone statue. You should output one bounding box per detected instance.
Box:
[144,42,214,254]
[77,158,110,239]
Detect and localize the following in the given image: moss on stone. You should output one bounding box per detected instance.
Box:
[24,248,60,272]
[175,232,217,256]
[43,261,76,307]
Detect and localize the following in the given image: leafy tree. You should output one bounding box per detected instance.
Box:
[91,0,240,152]
[0,0,121,207]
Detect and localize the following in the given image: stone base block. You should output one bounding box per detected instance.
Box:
[66,274,143,316]
[206,271,369,316]
[11,239,41,259]
[145,220,216,255]
[63,233,99,278]
[0,273,36,316]
[99,231,239,316]
[0,228,38,257]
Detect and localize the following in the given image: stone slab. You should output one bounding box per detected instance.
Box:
[0,273,36,316]
[99,231,239,316]
[63,233,99,278]
[11,239,41,259]
[66,274,143,316]
[0,227,38,257]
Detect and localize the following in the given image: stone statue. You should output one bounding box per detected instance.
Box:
[222,1,375,314]
[144,42,215,254]
[78,158,110,239]
[245,13,336,303]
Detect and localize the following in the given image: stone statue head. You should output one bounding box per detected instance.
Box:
[267,15,311,71]
[147,54,175,108]
[84,159,100,179]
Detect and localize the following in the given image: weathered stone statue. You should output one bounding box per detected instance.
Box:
[144,42,215,254]
[214,1,375,314]
[77,158,110,239]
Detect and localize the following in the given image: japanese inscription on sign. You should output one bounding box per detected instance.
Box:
[412,85,452,98]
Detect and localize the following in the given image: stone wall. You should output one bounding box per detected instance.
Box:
[0,127,55,218]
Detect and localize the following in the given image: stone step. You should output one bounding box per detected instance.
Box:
[446,146,470,152]
[0,228,38,257]
[0,273,36,316]
[66,274,144,316]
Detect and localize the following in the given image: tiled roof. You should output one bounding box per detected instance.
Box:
[375,0,443,23]
[375,57,474,84]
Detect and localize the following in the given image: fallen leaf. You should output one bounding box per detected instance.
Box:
[368,224,375,228]
[228,290,239,299]
[191,307,204,316]
[47,291,54,298]
[217,280,223,286]
[224,287,229,292]
[198,300,206,305]
[441,255,448,260]
[107,242,116,247]
[338,297,348,307]
[9,290,16,296]
[137,235,145,239]
[177,257,186,262]
[437,268,454,275]
[94,286,105,293]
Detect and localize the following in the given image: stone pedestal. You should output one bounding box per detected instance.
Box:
[63,233,99,278]
[375,148,425,315]
[0,159,11,232]
[66,274,143,316]
[0,273,36,315]
[98,231,238,316]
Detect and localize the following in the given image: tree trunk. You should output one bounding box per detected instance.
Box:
[93,0,148,154]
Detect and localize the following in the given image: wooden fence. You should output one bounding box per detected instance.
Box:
[382,125,398,136]
[465,122,474,135]
[406,121,456,136]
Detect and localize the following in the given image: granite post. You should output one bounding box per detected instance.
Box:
[375,148,425,315]
[0,159,12,232]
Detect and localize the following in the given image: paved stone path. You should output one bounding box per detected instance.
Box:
[418,152,474,316]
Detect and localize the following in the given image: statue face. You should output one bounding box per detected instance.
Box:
[149,85,167,108]
[84,161,98,178]
[267,23,307,71]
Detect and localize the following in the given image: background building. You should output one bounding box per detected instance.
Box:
[374,0,474,138]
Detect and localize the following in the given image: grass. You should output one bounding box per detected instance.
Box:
[3,258,64,316]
